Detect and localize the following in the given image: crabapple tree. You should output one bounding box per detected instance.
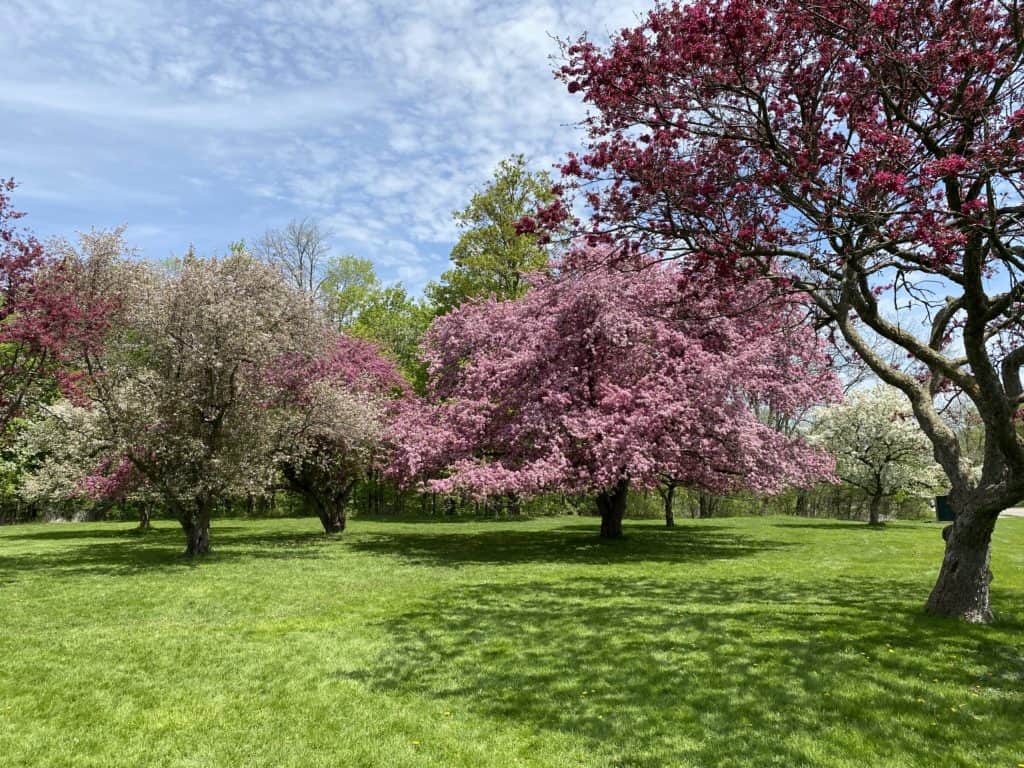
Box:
[62,235,324,555]
[391,253,837,538]
[0,180,110,431]
[270,334,407,534]
[546,0,1024,621]
[814,386,946,525]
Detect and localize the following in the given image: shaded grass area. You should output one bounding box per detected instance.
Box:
[1,515,1022,767]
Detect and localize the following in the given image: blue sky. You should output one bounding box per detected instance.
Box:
[0,0,647,294]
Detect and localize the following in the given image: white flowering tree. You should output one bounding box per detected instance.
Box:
[62,235,326,555]
[16,400,162,525]
[815,387,946,525]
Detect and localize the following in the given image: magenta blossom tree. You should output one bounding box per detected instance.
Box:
[270,333,408,533]
[0,180,110,428]
[390,252,837,538]
[540,0,1024,621]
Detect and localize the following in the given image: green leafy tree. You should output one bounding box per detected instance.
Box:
[321,255,380,327]
[426,155,554,315]
[347,284,433,393]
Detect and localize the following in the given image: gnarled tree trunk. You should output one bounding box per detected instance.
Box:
[306,483,354,534]
[180,500,212,556]
[925,502,998,623]
[596,479,629,539]
[316,493,350,534]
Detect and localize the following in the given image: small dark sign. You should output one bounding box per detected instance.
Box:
[935,495,955,522]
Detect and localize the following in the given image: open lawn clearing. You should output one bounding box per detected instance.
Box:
[1,515,1022,767]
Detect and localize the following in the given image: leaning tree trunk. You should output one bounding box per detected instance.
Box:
[596,480,629,539]
[868,494,884,526]
[181,501,212,557]
[925,504,998,623]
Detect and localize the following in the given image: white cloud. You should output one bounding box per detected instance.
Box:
[0,0,652,289]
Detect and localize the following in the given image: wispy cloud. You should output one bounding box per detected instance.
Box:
[0,0,649,292]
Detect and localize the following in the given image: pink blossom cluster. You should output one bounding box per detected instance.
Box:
[76,456,135,501]
[535,0,1022,273]
[389,247,838,499]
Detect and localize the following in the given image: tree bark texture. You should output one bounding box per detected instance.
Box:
[180,501,212,556]
[925,502,997,623]
[868,494,884,526]
[596,479,629,539]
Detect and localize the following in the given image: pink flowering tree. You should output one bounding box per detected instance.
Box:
[541,0,1024,620]
[270,334,408,533]
[0,180,110,429]
[390,253,837,538]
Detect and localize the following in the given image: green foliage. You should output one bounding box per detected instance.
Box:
[346,284,433,393]
[1,515,1022,767]
[425,155,554,315]
[321,254,380,327]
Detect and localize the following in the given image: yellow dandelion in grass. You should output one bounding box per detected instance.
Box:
[412,740,421,746]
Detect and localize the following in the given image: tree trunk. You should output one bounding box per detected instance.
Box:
[925,506,997,623]
[794,489,809,517]
[317,487,354,536]
[697,491,718,519]
[319,505,347,534]
[662,484,675,528]
[313,485,352,535]
[596,480,629,539]
[181,502,211,556]
[868,494,884,526]
[137,506,151,531]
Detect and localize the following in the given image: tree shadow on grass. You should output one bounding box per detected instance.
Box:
[347,521,794,567]
[356,514,538,525]
[0,524,332,581]
[353,576,1024,768]
[2,520,254,541]
[772,520,882,530]
[1,525,157,541]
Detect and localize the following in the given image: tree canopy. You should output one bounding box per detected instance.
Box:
[539,0,1024,622]
[391,249,837,537]
[426,155,555,315]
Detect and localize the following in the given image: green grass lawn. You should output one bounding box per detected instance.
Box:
[1,515,1022,767]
